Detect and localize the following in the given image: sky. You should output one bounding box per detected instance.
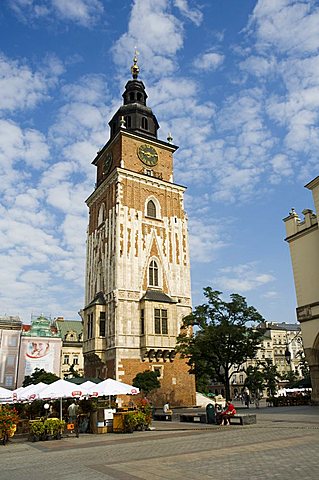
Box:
[1,0,318,325]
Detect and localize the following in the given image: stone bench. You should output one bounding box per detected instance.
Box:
[228,414,257,425]
[179,413,207,423]
[153,413,172,421]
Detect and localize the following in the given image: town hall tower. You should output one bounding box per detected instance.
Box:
[81,55,195,405]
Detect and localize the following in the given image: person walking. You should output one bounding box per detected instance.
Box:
[67,400,80,437]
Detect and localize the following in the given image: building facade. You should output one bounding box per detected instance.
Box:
[80,56,196,406]
[56,317,84,379]
[0,315,22,390]
[212,322,304,398]
[284,176,319,404]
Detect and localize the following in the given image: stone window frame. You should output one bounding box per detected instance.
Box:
[145,196,161,220]
[154,308,168,335]
[148,257,162,289]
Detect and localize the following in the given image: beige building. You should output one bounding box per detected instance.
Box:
[56,318,84,379]
[80,55,195,406]
[228,322,304,397]
[0,315,22,390]
[283,175,319,404]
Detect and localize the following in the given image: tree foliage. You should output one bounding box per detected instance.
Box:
[244,365,265,396]
[132,370,161,396]
[176,288,264,400]
[260,359,281,396]
[22,368,59,387]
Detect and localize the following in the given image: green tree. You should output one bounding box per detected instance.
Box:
[176,288,264,400]
[244,365,265,396]
[281,369,299,388]
[22,368,59,387]
[132,370,161,396]
[68,364,82,378]
[261,359,281,396]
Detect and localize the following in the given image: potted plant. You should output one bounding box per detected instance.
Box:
[124,412,138,433]
[44,418,65,440]
[29,419,45,442]
[134,411,148,431]
[0,405,19,445]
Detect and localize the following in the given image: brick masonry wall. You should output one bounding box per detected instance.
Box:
[120,354,196,407]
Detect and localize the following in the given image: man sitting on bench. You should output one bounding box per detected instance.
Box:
[163,402,173,415]
[221,400,236,426]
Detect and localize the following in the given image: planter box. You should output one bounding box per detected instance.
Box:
[96,426,111,434]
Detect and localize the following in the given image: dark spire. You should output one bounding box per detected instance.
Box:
[108,52,159,139]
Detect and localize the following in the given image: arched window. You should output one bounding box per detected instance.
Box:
[142,117,148,130]
[149,260,159,287]
[147,200,156,218]
[129,92,135,101]
[137,92,142,102]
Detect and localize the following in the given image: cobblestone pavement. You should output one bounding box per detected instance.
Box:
[1,405,318,480]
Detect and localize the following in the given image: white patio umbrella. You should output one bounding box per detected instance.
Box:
[39,379,90,400]
[0,386,13,403]
[19,382,49,401]
[39,379,92,420]
[87,378,139,397]
[80,381,97,391]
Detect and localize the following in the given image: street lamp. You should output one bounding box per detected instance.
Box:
[284,347,291,365]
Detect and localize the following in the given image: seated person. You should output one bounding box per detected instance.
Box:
[163,402,173,415]
[214,403,223,425]
[221,400,236,425]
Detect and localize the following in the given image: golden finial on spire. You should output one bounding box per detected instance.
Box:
[131,48,140,79]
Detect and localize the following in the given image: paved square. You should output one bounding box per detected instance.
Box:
[1,405,318,480]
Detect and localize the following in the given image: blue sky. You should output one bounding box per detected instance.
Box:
[1,0,318,324]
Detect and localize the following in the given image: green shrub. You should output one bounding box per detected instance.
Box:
[124,412,138,433]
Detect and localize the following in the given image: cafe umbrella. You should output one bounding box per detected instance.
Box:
[38,379,90,420]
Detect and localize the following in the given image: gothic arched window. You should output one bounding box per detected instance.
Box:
[149,260,159,287]
[147,200,156,218]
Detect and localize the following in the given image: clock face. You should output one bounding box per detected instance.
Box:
[138,144,158,166]
[103,152,112,175]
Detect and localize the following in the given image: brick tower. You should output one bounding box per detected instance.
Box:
[81,54,195,406]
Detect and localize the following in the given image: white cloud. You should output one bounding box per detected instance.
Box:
[112,0,184,78]
[193,52,224,71]
[189,217,228,263]
[9,0,104,27]
[173,0,203,26]
[0,53,60,112]
[214,263,275,293]
[248,0,319,55]
[239,55,276,78]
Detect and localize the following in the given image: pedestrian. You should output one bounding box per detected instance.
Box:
[67,400,80,437]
